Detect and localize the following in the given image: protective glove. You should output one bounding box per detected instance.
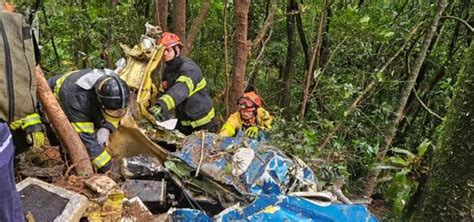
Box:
[27,131,46,148]
[244,126,259,138]
[96,128,111,147]
[149,105,170,121]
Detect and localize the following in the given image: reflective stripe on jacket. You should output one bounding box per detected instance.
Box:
[47,70,115,169]
[158,56,215,129]
[219,108,273,137]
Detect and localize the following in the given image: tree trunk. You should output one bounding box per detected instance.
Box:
[280,0,297,120]
[299,0,329,120]
[101,0,118,69]
[412,40,474,222]
[223,0,230,118]
[35,67,94,176]
[295,4,309,70]
[182,0,211,56]
[363,0,447,197]
[229,0,251,114]
[154,0,168,31]
[398,0,469,139]
[172,0,186,41]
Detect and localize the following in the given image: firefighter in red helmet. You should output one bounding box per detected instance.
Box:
[149,32,217,135]
[219,91,272,139]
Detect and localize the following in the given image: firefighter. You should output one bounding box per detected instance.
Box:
[47,69,130,172]
[219,91,272,139]
[149,32,217,135]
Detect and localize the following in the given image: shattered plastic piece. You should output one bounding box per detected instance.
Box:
[215,195,378,221]
[155,118,178,130]
[231,148,255,177]
[85,175,118,195]
[167,208,212,222]
[121,154,165,178]
[122,179,166,204]
[288,191,336,206]
[87,188,125,221]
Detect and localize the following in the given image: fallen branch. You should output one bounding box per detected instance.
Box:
[64,157,93,178]
[195,131,206,177]
[36,66,94,176]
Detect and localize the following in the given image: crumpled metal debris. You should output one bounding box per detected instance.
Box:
[167,132,318,202]
[120,154,165,179]
[231,148,255,177]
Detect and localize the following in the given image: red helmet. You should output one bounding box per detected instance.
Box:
[158,32,183,48]
[238,92,262,109]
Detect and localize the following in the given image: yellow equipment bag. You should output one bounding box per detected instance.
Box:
[118,42,165,124]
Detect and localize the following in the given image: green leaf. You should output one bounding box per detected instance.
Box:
[376,71,384,82]
[374,164,401,170]
[389,156,410,167]
[359,15,370,24]
[383,31,395,38]
[391,148,416,158]
[417,140,431,157]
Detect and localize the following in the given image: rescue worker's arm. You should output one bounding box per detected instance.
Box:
[9,113,46,148]
[71,120,112,171]
[99,115,120,133]
[78,132,112,172]
[258,108,273,130]
[219,112,242,137]
[155,64,205,117]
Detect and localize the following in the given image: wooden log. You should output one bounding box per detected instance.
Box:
[35,66,94,176]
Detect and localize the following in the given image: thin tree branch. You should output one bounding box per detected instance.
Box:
[251,0,277,51]
[299,0,329,120]
[319,21,424,150]
[310,37,348,97]
[413,88,443,120]
[250,29,273,86]
[441,15,474,32]
[183,0,211,55]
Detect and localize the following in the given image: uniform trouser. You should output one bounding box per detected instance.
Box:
[176,117,218,136]
[0,123,25,222]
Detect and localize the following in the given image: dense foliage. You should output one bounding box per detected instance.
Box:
[13,0,472,219]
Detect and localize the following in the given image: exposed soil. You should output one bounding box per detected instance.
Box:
[368,198,391,220]
[53,175,97,199]
[122,201,154,221]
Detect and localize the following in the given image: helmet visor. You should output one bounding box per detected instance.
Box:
[238,97,255,109]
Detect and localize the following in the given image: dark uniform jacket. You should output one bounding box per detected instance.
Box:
[47,69,117,170]
[158,56,216,134]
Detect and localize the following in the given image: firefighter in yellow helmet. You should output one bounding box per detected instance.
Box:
[219,91,272,139]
